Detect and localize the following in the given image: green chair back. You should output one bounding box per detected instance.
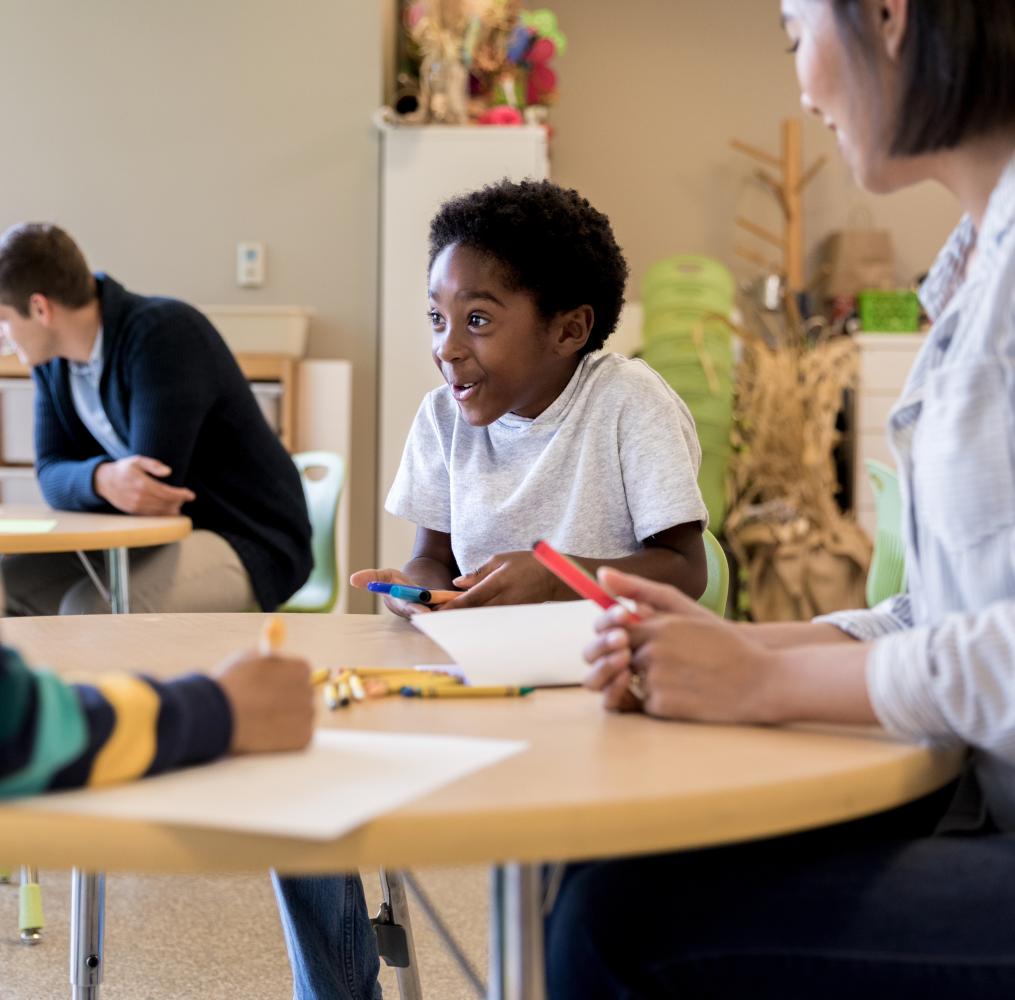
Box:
[865,459,906,607]
[639,256,736,533]
[699,528,730,616]
[281,451,345,613]
[642,255,736,316]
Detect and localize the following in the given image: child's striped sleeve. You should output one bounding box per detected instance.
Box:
[0,644,233,798]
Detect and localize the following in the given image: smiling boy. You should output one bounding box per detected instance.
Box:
[355,178,709,615]
[274,180,711,1000]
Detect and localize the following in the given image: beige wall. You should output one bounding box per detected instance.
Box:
[547,0,961,299]
[0,1,966,614]
[0,0,381,611]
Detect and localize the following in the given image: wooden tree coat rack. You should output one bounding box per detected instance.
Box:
[731,118,826,293]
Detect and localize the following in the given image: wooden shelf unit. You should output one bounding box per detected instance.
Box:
[0,352,297,450]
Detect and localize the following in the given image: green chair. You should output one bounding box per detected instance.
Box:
[641,254,737,317]
[639,256,737,533]
[865,459,906,607]
[280,451,345,613]
[699,528,730,616]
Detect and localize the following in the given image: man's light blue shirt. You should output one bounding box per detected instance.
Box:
[68,328,130,461]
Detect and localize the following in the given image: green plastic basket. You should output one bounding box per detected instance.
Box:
[858,290,921,333]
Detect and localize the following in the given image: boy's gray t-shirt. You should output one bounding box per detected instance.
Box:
[386,352,708,575]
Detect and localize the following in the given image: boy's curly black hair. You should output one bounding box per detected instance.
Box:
[428,179,629,355]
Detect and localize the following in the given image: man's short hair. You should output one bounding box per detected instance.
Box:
[832,0,1015,156]
[0,224,95,316]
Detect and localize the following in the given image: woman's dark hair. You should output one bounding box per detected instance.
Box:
[0,223,95,316]
[831,0,1015,156]
[428,179,629,355]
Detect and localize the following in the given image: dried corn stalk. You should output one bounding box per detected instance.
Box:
[725,301,871,620]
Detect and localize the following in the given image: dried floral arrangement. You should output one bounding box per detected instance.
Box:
[724,294,872,622]
[390,1,566,125]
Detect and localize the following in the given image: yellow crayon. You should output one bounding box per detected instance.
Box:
[365,673,462,698]
[351,671,455,686]
[346,666,457,678]
[259,616,286,656]
[323,681,341,711]
[310,667,331,687]
[402,685,534,699]
[348,673,367,702]
[336,677,352,707]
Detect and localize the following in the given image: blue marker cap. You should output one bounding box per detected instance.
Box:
[390,584,432,603]
[367,582,395,594]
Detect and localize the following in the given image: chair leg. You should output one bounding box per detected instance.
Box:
[402,871,485,997]
[18,865,43,945]
[373,868,424,1000]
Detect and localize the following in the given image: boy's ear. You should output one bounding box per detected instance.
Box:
[553,305,595,357]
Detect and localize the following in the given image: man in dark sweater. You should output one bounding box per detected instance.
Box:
[0,223,312,614]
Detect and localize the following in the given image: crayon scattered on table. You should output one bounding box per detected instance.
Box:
[259,616,286,655]
[401,685,534,699]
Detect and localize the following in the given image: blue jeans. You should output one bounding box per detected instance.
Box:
[545,788,1015,999]
[271,872,382,1000]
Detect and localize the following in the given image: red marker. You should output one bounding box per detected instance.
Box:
[532,540,641,623]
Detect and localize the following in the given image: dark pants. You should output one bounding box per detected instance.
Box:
[546,786,1015,999]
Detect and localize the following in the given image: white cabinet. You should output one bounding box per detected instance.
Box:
[853,333,925,537]
[377,123,550,571]
[0,377,35,464]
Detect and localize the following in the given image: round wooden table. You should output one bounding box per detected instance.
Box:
[1,613,964,1000]
[0,504,191,613]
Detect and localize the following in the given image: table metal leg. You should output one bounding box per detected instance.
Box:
[489,863,545,1000]
[70,870,104,1000]
[72,553,121,996]
[106,548,129,615]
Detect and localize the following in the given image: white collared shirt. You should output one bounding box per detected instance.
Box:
[68,328,130,460]
[818,153,1015,830]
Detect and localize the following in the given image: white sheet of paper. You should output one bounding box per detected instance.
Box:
[412,600,601,687]
[14,729,525,840]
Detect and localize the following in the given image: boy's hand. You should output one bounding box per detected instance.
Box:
[215,650,314,754]
[94,455,196,516]
[443,551,561,609]
[349,567,432,619]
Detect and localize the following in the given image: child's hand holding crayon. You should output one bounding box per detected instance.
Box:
[215,619,315,754]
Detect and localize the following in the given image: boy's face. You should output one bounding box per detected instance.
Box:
[428,243,577,427]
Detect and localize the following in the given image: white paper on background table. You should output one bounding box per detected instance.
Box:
[412,600,601,687]
[13,729,526,840]
[0,519,57,534]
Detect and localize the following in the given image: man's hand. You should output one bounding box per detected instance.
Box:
[441,551,562,610]
[349,567,432,619]
[94,456,195,515]
[215,650,314,754]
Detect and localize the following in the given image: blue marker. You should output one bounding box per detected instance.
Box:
[367,582,432,603]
